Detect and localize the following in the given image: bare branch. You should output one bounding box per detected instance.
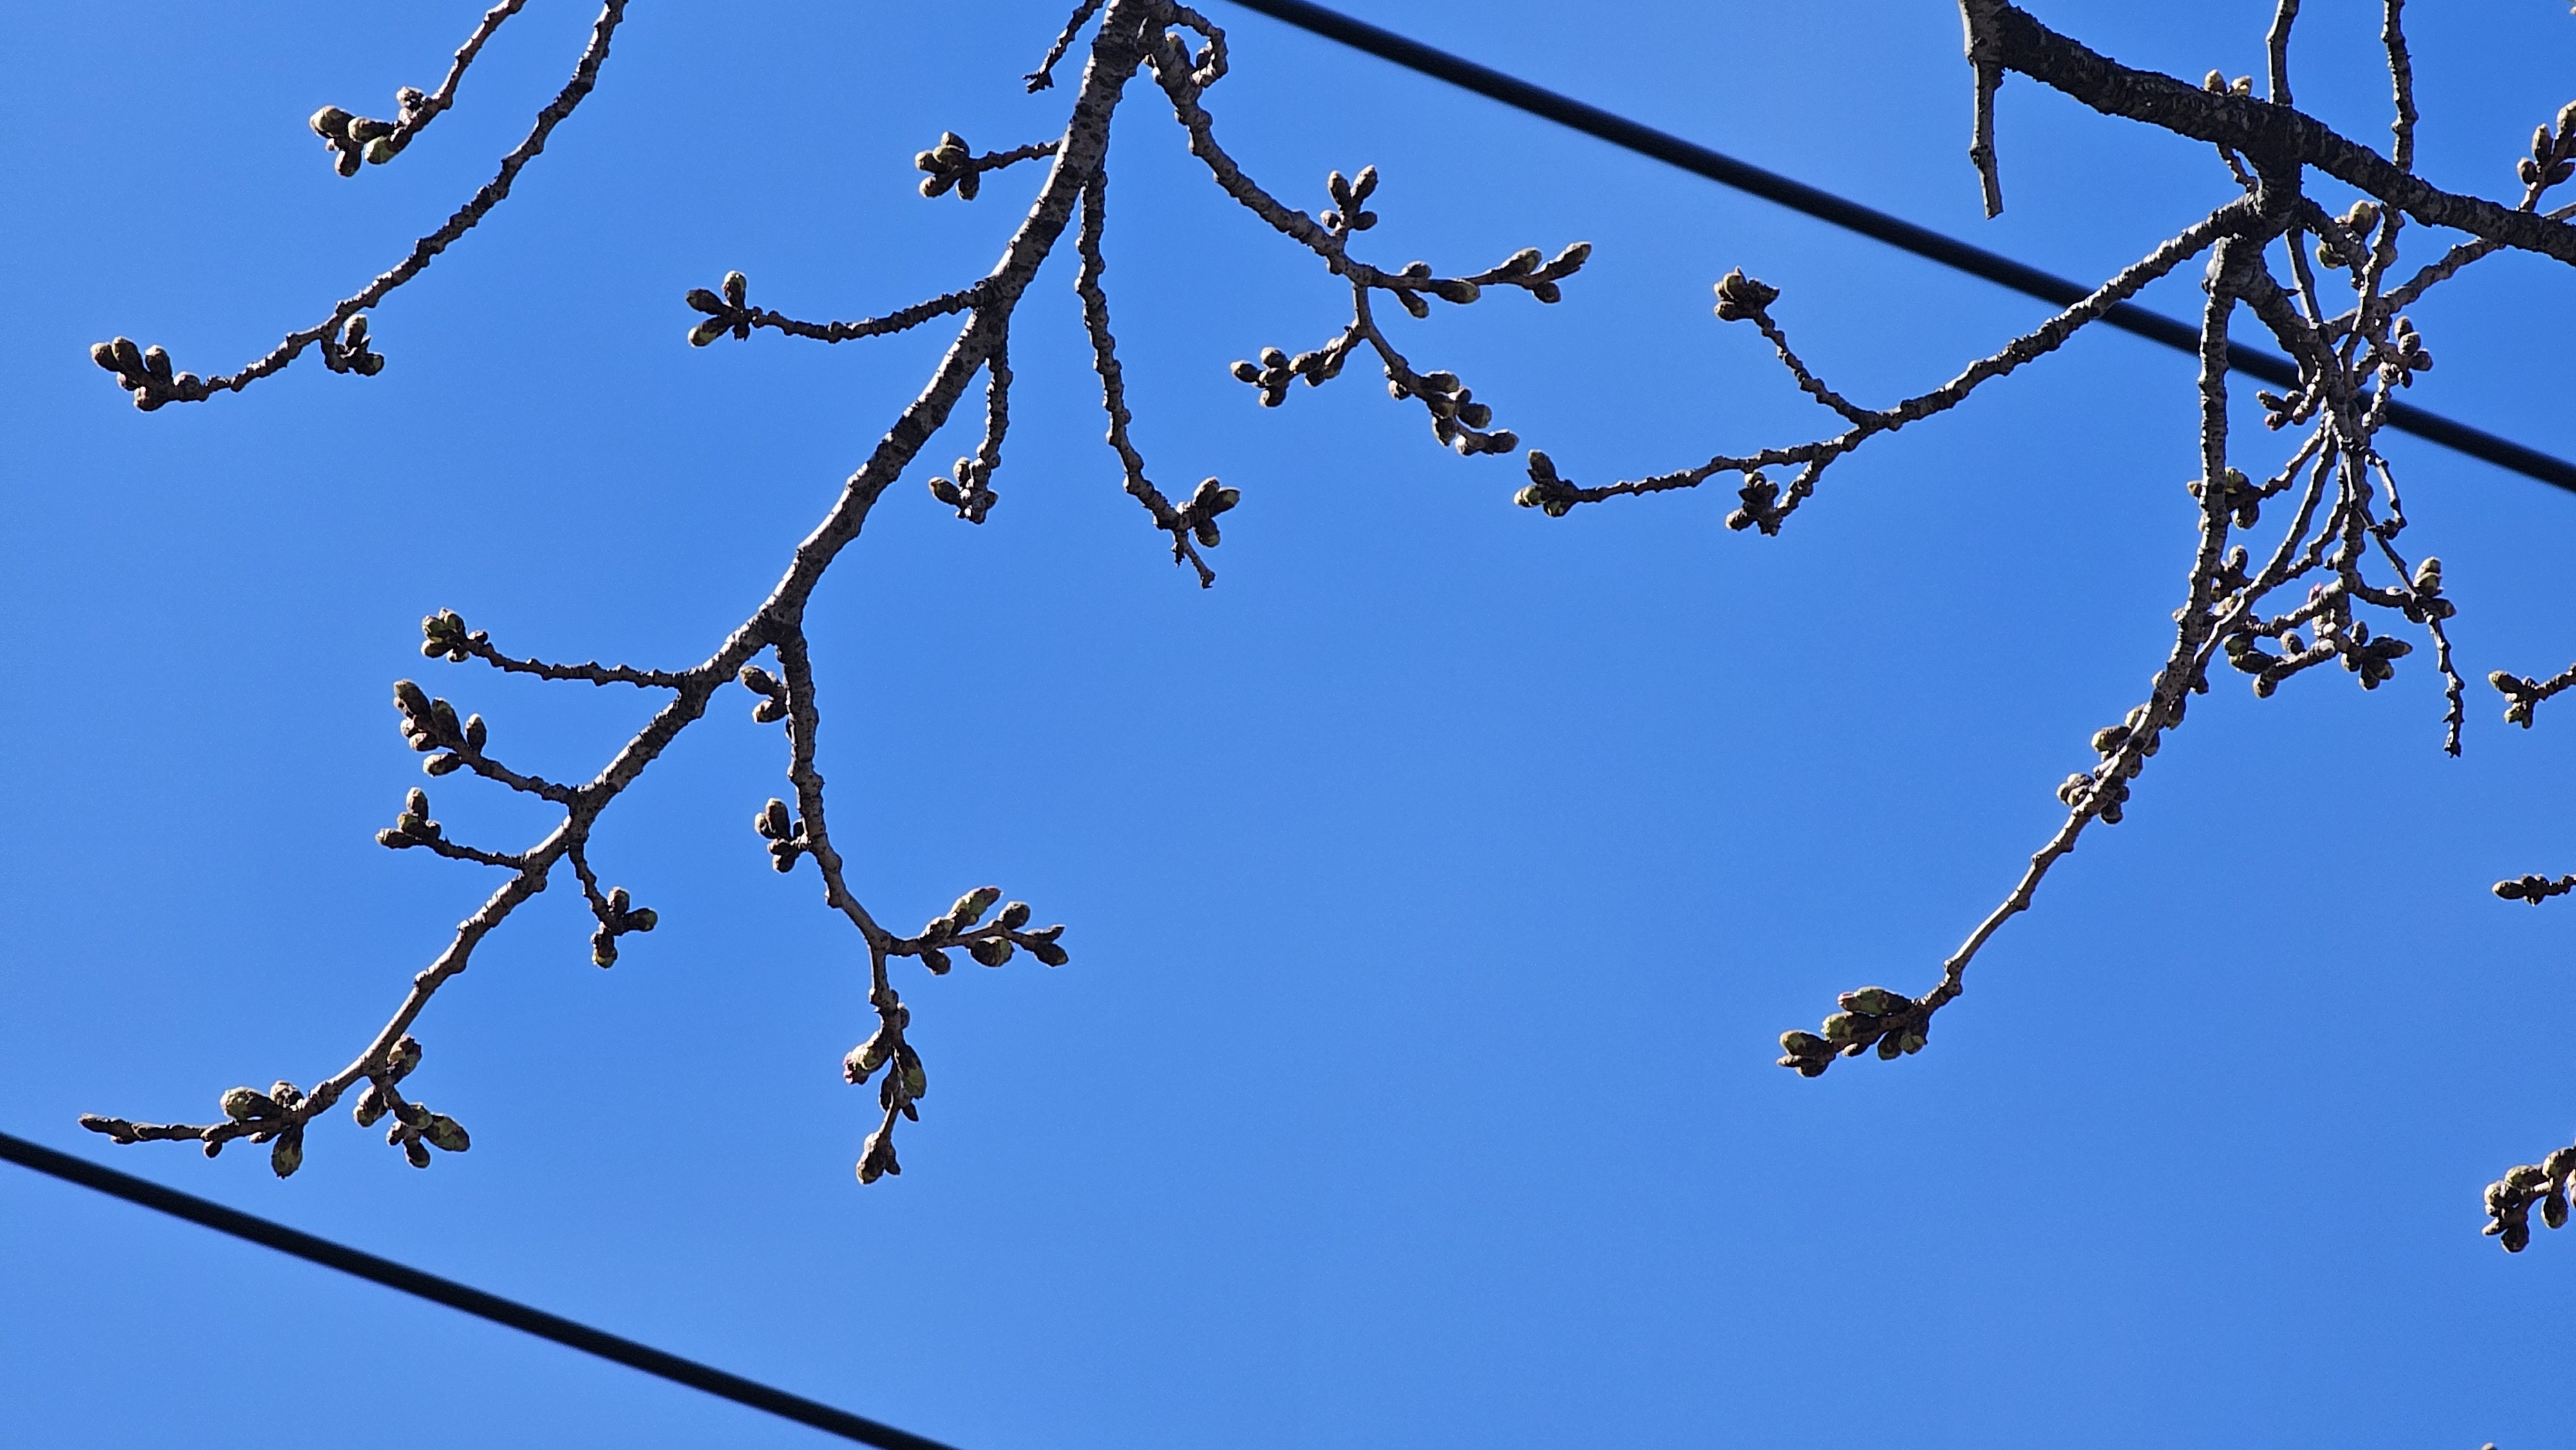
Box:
[1975,2,2576,265]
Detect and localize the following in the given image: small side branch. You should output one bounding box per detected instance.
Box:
[91,0,629,409]
[1026,0,1108,91]
[916,134,1061,201]
[2266,0,2301,108]
[1073,160,1218,585]
[685,274,987,348]
[2382,0,2418,174]
[1959,0,2009,216]
[1539,198,2257,522]
[308,0,532,175]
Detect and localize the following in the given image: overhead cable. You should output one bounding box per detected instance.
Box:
[0,1131,962,1450]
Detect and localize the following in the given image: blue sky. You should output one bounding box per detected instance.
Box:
[7,2,2576,1446]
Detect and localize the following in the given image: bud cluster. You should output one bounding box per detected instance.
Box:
[927,456,1001,523]
[320,314,386,377]
[1232,341,1352,408]
[2312,199,2379,272]
[421,608,488,662]
[350,1037,468,1168]
[393,679,486,775]
[1514,450,1582,517]
[845,996,923,1184]
[2492,872,2576,905]
[753,796,809,871]
[1712,268,1781,324]
[1172,478,1241,549]
[217,1080,311,1178]
[2056,703,2161,825]
[2515,102,2576,193]
[737,663,791,724]
[1777,986,1931,1076]
[309,91,425,175]
[2377,316,2435,386]
[2485,1146,2576,1252]
[2490,666,2570,729]
[1318,165,1381,235]
[2185,467,2264,529]
[2226,581,2412,698]
[588,885,659,968]
[917,131,983,200]
[2255,382,2318,431]
[685,272,753,347]
[1725,472,1788,534]
[89,337,211,411]
[377,788,445,851]
[2397,556,2455,625]
[1387,366,1519,457]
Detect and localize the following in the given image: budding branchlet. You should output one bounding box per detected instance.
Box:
[1777,986,1934,1077]
[899,885,1070,977]
[1228,167,1580,458]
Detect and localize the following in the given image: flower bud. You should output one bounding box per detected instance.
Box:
[857,1124,899,1183]
[1840,986,1910,1016]
[949,885,1002,927]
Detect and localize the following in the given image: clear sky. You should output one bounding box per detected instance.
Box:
[8,3,2576,1447]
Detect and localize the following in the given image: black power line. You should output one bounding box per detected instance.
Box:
[1215,0,2576,496]
[0,1130,963,1450]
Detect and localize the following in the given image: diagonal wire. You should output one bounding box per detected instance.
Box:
[1214,0,2576,495]
[0,1130,963,1450]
